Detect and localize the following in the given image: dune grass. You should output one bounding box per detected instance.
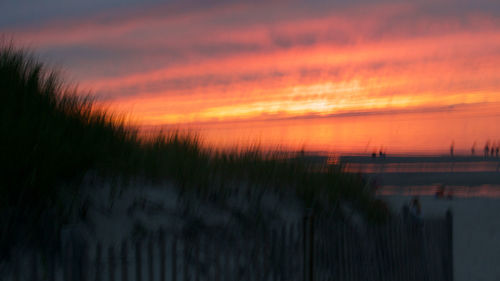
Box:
[0,45,388,259]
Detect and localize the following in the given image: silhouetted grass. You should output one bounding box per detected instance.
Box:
[0,45,388,259]
[0,45,144,257]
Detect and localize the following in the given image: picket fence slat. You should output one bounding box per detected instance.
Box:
[48,251,56,281]
[183,239,189,281]
[171,237,177,281]
[108,246,115,281]
[95,243,102,281]
[204,236,211,281]
[148,237,153,281]
[194,239,200,281]
[136,241,142,281]
[30,252,37,281]
[159,229,165,281]
[121,240,128,281]
[4,212,453,281]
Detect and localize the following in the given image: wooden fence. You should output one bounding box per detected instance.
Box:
[1,212,452,281]
[308,210,453,281]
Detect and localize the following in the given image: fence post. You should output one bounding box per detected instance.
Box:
[262,230,270,280]
[148,236,154,281]
[287,223,294,281]
[214,241,220,281]
[255,232,262,281]
[109,246,116,281]
[280,225,286,281]
[95,243,102,281]
[194,238,200,281]
[235,240,243,281]
[303,209,314,281]
[172,236,177,281]
[81,241,89,281]
[31,251,38,281]
[13,256,20,281]
[65,241,72,281]
[445,210,453,281]
[122,240,128,281]
[183,239,189,281]
[225,243,232,281]
[303,216,307,281]
[136,241,142,281]
[310,213,315,281]
[48,252,55,281]
[159,229,166,281]
[205,236,211,281]
[271,228,277,281]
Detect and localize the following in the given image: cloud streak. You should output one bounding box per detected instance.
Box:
[2,0,500,126]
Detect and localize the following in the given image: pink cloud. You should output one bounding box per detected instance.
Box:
[2,0,500,125]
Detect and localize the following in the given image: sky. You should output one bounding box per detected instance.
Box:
[2,0,500,152]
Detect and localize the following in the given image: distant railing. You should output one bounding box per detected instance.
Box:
[2,212,452,281]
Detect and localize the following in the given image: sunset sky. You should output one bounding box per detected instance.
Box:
[2,0,500,153]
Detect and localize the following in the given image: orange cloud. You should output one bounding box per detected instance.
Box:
[3,0,500,131]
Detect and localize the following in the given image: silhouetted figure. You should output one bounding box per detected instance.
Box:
[492,146,496,157]
[378,148,386,158]
[372,152,377,158]
[450,143,454,157]
[471,142,476,156]
[357,172,366,187]
[485,142,490,158]
[435,184,445,199]
[409,196,422,222]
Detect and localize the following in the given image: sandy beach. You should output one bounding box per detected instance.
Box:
[381,195,500,281]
